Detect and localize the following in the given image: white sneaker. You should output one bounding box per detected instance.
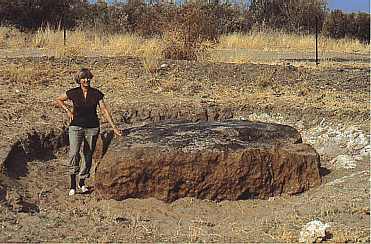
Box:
[69,189,76,196]
[78,185,89,193]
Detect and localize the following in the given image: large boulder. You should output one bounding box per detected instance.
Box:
[94,120,321,202]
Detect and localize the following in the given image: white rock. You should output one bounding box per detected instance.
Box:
[299,220,330,243]
[355,144,371,161]
[347,133,369,151]
[295,120,304,130]
[319,118,326,126]
[333,134,348,147]
[330,155,357,169]
[247,113,285,124]
[316,141,348,157]
[160,64,168,68]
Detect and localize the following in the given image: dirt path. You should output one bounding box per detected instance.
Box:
[0,47,369,63]
[211,48,370,64]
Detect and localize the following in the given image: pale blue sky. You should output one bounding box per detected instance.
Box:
[328,0,370,13]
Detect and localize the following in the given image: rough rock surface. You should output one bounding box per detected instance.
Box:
[94,120,321,202]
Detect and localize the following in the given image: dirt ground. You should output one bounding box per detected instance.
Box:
[0,49,369,242]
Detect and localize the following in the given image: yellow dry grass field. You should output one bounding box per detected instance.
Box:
[217,31,369,53]
[0,26,369,242]
[0,26,368,63]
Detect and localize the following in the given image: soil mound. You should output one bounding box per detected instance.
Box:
[94,120,321,202]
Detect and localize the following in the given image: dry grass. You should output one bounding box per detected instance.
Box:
[139,38,164,74]
[4,64,40,83]
[0,26,27,48]
[29,27,159,64]
[103,34,144,57]
[31,27,92,57]
[217,31,369,54]
[1,26,368,68]
[29,26,144,57]
[32,26,62,48]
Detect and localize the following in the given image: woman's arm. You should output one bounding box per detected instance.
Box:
[56,94,74,122]
[99,99,122,136]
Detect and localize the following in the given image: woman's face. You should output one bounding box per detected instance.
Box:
[80,78,91,88]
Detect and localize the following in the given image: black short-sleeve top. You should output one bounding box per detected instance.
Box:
[66,87,104,128]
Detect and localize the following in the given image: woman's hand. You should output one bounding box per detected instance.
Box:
[67,110,74,123]
[56,94,74,123]
[99,99,123,137]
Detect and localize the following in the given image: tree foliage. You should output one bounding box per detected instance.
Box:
[0,0,369,43]
[0,0,86,29]
[249,0,327,33]
[322,10,370,43]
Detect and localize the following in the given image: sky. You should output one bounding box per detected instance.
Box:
[328,0,370,13]
[101,0,370,13]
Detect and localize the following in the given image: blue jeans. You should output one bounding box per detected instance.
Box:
[68,126,99,179]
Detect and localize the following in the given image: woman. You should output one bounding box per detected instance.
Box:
[56,68,122,196]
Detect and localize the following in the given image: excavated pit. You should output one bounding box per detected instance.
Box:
[0,105,245,177]
[1,107,322,203]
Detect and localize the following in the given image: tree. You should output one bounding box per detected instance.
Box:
[249,0,327,33]
[323,10,370,43]
[353,13,370,43]
[322,9,347,38]
[0,0,86,29]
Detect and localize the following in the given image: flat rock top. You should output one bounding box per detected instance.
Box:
[111,120,302,152]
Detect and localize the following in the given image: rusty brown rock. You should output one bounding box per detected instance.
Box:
[94,120,321,202]
[93,121,119,160]
[93,134,105,160]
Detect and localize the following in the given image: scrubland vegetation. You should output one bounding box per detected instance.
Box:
[0,26,368,72]
[0,0,369,63]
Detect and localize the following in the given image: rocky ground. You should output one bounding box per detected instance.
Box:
[0,52,369,242]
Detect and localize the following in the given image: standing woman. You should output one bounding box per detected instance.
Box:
[56,68,122,196]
